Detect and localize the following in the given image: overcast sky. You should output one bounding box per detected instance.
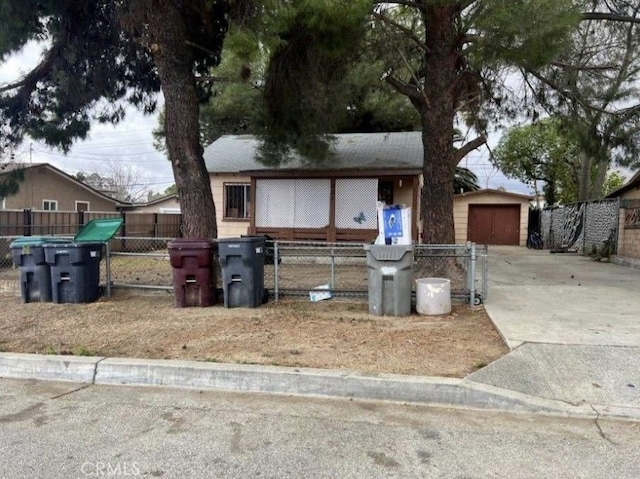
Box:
[0,42,533,196]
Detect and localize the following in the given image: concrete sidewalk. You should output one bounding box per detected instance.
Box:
[471,246,640,415]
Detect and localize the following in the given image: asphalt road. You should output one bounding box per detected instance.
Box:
[1,379,639,479]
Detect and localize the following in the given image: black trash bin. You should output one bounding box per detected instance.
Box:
[43,242,103,304]
[218,236,265,308]
[10,237,70,303]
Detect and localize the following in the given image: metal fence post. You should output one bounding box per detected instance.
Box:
[482,246,488,302]
[469,243,477,306]
[330,246,336,290]
[466,241,472,302]
[274,241,279,302]
[105,242,112,298]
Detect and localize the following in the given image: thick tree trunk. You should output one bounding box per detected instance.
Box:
[591,160,608,200]
[144,1,218,238]
[577,151,591,202]
[419,5,458,245]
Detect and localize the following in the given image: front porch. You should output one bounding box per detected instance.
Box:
[246,173,420,243]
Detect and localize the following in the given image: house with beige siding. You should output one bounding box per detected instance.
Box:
[125,194,181,214]
[0,163,121,212]
[204,133,532,245]
[454,189,532,247]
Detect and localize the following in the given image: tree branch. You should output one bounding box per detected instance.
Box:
[383,74,423,102]
[549,61,618,71]
[455,135,486,162]
[375,0,423,11]
[0,43,59,95]
[582,12,640,24]
[372,11,429,54]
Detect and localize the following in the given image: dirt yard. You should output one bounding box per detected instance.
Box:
[0,292,508,378]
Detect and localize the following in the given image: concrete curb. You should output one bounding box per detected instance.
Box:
[0,352,104,383]
[3,352,637,419]
[94,357,554,414]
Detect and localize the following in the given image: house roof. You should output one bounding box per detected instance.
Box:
[203,132,424,174]
[605,170,640,198]
[0,162,124,205]
[140,193,178,207]
[455,188,533,201]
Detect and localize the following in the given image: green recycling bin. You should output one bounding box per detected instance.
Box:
[10,236,71,303]
[43,218,123,304]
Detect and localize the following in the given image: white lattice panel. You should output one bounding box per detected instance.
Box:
[294,179,331,228]
[335,178,378,229]
[255,179,295,227]
[256,179,331,228]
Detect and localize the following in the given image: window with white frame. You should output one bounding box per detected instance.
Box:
[224,183,250,220]
[43,200,58,211]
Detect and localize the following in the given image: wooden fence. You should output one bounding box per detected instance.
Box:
[0,209,182,255]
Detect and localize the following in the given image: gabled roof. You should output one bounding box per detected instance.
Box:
[455,188,533,201]
[147,193,178,206]
[605,170,640,198]
[128,193,179,208]
[203,132,424,174]
[0,162,125,205]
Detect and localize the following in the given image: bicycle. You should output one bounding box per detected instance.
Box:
[526,231,543,250]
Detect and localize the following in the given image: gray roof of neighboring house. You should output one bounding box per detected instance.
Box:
[203,132,424,173]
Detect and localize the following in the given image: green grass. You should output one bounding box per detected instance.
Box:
[72,345,96,357]
[42,344,95,356]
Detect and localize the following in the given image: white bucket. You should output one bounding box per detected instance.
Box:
[415,278,451,316]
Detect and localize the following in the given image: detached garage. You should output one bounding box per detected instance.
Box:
[454,189,532,246]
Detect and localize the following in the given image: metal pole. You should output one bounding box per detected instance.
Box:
[274,241,279,302]
[105,242,111,298]
[465,241,472,302]
[482,246,488,302]
[469,243,477,306]
[330,247,336,290]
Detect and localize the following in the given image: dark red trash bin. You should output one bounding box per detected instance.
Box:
[167,239,216,307]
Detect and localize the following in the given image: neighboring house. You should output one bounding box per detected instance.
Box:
[204,133,531,245]
[0,163,121,212]
[606,170,640,201]
[606,171,640,265]
[124,194,181,214]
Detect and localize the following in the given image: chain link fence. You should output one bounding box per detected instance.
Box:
[0,236,488,305]
[540,199,620,254]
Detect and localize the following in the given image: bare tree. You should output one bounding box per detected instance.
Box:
[77,159,152,203]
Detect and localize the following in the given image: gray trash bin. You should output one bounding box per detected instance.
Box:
[218,236,265,308]
[364,244,414,316]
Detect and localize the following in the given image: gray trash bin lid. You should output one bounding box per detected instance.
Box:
[363,244,413,261]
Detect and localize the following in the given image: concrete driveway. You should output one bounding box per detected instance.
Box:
[484,246,640,349]
[469,247,640,411]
